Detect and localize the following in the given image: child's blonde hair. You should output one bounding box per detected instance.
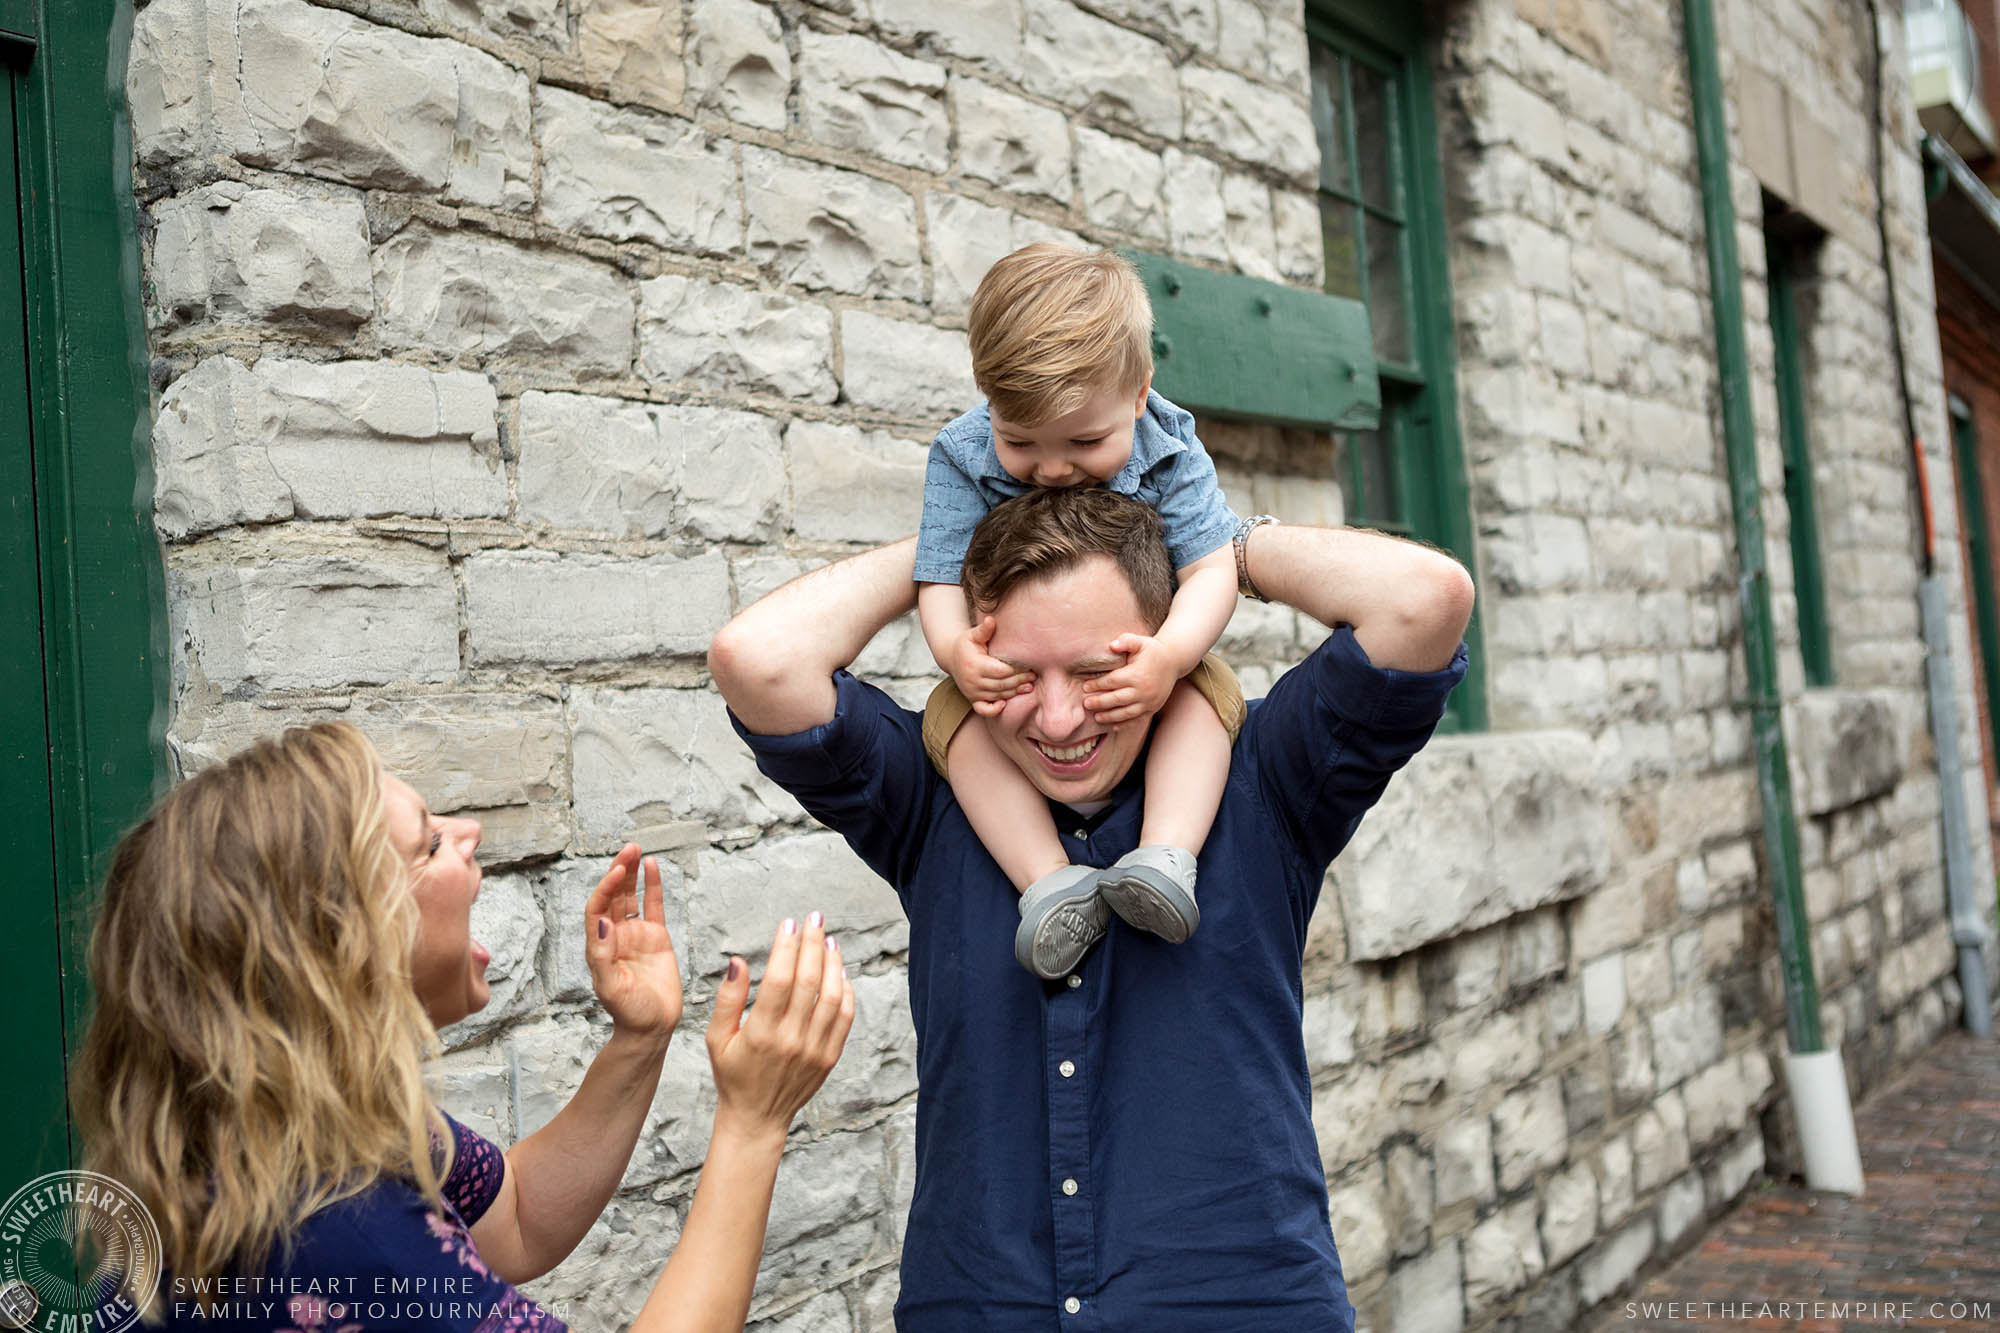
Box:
[968,242,1154,428]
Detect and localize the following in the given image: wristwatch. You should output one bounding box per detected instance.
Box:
[1234,514,1277,601]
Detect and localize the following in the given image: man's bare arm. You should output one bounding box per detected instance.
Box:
[708,538,920,735]
[1242,523,1474,673]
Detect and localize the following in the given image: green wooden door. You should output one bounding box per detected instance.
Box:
[1,25,73,1193]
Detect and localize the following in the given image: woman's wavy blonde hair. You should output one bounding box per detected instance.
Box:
[71,721,447,1290]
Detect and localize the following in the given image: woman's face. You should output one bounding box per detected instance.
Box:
[381,774,489,1028]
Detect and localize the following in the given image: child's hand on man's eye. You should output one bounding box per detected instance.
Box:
[1083,633,1179,725]
[955,616,1034,716]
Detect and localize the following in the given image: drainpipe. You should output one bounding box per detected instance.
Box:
[1681,0,1865,1193]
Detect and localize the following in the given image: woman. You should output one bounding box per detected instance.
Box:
[71,721,853,1331]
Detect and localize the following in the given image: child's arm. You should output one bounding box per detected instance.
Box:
[1083,546,1237,726]
[918,582,1033,718]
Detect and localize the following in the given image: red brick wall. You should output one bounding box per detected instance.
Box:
[1969,0,2000,172]
[1935,252,2000,824]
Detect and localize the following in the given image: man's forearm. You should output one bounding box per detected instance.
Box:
[1243,522,1473,673]
[709,537,920,735]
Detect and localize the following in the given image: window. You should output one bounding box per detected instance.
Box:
[1950,395,2000,785]
[1308,3,1483,729]
[1764,222,1833,686]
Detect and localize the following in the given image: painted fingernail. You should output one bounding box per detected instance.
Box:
[727,958,743,981]
[597,918,609,939]
[826,936,839,952]
[782,917,797,935]
[807,910,824,929]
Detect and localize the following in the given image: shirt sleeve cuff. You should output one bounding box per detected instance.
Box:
[728,671,876,787]
[1313,625,1469,730]
[1166,511,1241,571]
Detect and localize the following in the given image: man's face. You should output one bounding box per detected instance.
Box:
[987,382,1148,489]
[981,554,1154,806]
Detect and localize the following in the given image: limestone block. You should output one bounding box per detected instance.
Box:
[150,183,372,328]
[1541,1159,1598,1267]
[431,1046,511,1142]
[756,1294,854,1333]
[538,88,738,253]
[1680,1057,1744,1150]
[688,833,908,965]
[1624,939,1672,1010]
[850,610,940,680]
[1326,1162,1388,1283]
[523,1192,679,1324]
[1181,64,1316,181]
[1655,1171,1706,1247]
[515,391,677,537]
[756,1132,890,1303]
[462,550,730,665]
[803,971,917,1128]
[1216,0,1309,88]
[1464,1198,1545,1316]
[839,312,975,421]
[224,0,531,207]
[636,275,837,402]
[1384,1141,1433,1258]
[1019,0,1182,139]
[1791,688,1910,815]
[175,690,568,863]
[1631,1092,1690,1193]
[1272,188,1322,287]
[952,78,1070,201]
[569,686,804,851]
[1610,1028,1654,1114]
[1493,1079,1566,1190]
[1075,128,1167,244]
[1387,1240,1463,1333]
[420,0,565,46]
[680,408,789,542]
[1577,1218,1654,1309]
[1221,172,1278,279]
[925,192,1017,321]
[865,0,1024,72]
[1433,1116,1495,1209]
[686,0,791,131]
[443,871,547,1036]
[1087,0,1217,47]
[1334,730,1608,961]
[1581,952,1625,1033]
[1300,987,1358,1068]
[1163,148,1229,263]
[1704,1128,1764,1204]
[127,0,217,168]
[373,229,634,374]
[171,541,458,690]
[154,356,504,540]
[743,148,923,300]
[1598,1135,1635,1224]
[800,30,949,173]
[1446,1008,1539,1096]
[787,420,929,544]
[1648,988,1723,1090]
[576,0,686,110]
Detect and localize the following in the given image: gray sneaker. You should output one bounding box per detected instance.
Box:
[1098,845,1199,943]
[1014,864,1111,979]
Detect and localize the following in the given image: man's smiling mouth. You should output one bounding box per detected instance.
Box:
[1033,737,1102,766]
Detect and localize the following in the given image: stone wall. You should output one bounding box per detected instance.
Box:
[124,0,1995,1328]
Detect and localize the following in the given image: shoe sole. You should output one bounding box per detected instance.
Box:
[1099,867,1198,944]
[1014,888,1107,979]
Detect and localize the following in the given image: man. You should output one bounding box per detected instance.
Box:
[709,490,1472,1329]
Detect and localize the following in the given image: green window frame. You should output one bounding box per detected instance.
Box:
[1307,1,1484,731]
[1950,395,2000,783]
[1764,227,1833,687]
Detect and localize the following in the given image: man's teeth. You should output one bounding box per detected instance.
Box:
[1040,739,1097,762]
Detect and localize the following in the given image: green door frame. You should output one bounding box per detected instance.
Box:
[3,0,165,1186]
[1950,395,2000,796]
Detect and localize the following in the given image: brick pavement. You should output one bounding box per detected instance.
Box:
[1596,1032,2000,1331]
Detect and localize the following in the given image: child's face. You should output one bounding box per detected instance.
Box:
[989,382,1149,489]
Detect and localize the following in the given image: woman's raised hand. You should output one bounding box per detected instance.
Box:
[707,913,856,1136]
[584,843,685,1043]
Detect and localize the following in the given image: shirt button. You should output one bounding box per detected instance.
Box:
[1064,1297,1081,1315]
[1059,1060,1076,1078]
[1062,1178,1079,1196]
[1066,974,1081,989]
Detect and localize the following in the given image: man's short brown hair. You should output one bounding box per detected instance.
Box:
[960,489,1176,630]
[968,242,1153,428]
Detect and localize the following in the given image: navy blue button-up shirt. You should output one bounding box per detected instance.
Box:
[734,627,1465,1330]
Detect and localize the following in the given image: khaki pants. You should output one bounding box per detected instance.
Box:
[921,652,1246,777]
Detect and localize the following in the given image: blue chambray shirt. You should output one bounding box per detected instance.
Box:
[913,390,1241,584]
[731,628,1467,1330]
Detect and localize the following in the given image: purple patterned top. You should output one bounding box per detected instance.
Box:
[154,1114,567,1332]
